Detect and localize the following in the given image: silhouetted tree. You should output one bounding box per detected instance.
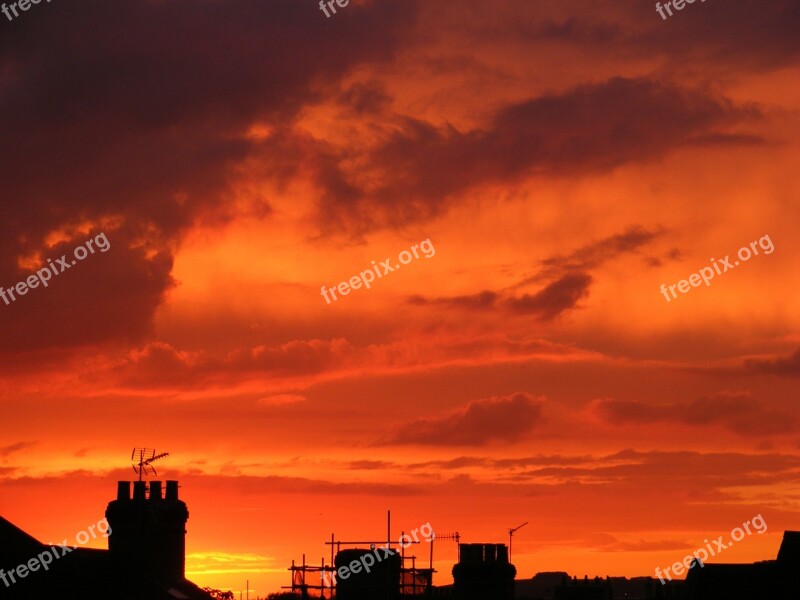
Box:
[202,587,235,599]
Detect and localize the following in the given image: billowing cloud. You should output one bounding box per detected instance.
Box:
[409,225,665,319]
[321,78,761,229]
[513,1,800,73]
[0,0,420,353]
[112,339,356,387]
[528,226,666,283]
[382,392,545,446]
[505,272,593,318]
[410,272,592,319]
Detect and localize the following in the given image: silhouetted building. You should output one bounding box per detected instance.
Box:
[516,571,570,599]
[514,533,800,600]
[516,572,682,600]
[452,543,516,600]
[553,576,611,599]
[607,575,682,599]
[0,480,211,600]
[684,530,800,599]
[335,547,402,600]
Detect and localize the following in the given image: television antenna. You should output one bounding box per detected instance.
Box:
[435,531,461,561]
[131,448,169,482]
[508,522,528,561]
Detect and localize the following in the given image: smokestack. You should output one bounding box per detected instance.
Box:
[149,481,162,501]
[117,481,131,501]
[166,480,179,501]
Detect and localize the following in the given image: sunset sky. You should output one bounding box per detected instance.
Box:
[1,0,799,596]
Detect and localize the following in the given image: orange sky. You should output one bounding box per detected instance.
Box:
[1,0,799,596]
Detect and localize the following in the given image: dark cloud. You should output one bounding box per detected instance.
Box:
[0,469,419,497]
[584,533,697,553]
[112,338,356,387]
[338,80,394,115]
[86,334,573,390]
[504,272,592,318]
[507,448,800,489]
[0,0,419,352]
[407,454,593,470]
[535,16,623,45]
[381,392,545,446]
[0,228,174,352]
[408,291,500,311]
[528,1,800,73]
[322,78,761,229]
[407,456,489,470]
[412,273,591,319]
[0,442,36,458]
[193,474,419,497]
[346,460,398,471]
[530,226,665,283]
[409,225,663,319]
[592,392,797,436]
[744,348,800,378]
[636,0,800,72]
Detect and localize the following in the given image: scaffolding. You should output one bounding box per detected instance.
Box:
[286,554,335,599]
[285,512,438,597]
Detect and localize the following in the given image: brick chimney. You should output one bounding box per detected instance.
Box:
[105,480,189,581]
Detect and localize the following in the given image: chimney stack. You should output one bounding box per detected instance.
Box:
[453,543,516,600]
[106,480,190,582]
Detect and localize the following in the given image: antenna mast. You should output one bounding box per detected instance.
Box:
[436,532,462,561]
[131,448,169,482]
[508,522,528,561]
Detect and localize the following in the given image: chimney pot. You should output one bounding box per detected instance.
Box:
[149,481,163,500]
[117,481,131,501]
[133,481,146,501]
[166,480,179,501]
